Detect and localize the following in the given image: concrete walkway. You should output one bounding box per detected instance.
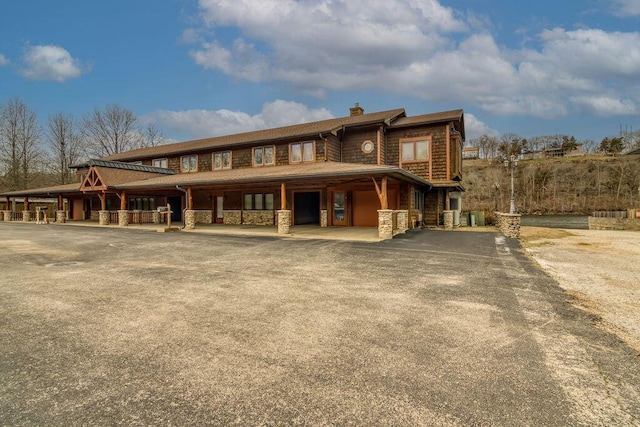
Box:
[47,220,384,242]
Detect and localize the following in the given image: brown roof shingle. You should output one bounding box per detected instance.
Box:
[103,108,406,162]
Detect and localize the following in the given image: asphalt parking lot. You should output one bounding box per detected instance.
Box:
[1,223,639,426]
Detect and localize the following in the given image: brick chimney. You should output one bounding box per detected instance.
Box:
[350,103,364,117]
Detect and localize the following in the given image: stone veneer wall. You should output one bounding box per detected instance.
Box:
[56,210,66,223]
[394,210,408,234]
[23,211,32,222]
[90,211,99,221]
[588,217,640,231]
[0,211,4,221]
[277,210,291,234]
[185,210,213,229]
[3,211,12,222]
[242,210,274,226]
[378,209,393,239]
[224,210,242,225]
[494,212,521,238]
[320,210,328,227]
[194,210,213,224]
[443,210,453,230]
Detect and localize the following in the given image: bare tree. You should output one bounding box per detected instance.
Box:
[82,104,139,158]
[0,97,41,190]
[139,123,165,148]
[46,113,83,185]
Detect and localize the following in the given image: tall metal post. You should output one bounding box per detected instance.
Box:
[504,154,518,214]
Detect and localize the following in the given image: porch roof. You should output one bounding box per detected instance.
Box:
[115,162,432,190]
[0,183,82,198]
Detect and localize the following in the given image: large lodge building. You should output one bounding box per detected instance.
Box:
[0,105,465,238]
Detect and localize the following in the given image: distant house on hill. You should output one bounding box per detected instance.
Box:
[463,146,479,160]
[624,147,640,156]
[522,144,584,160]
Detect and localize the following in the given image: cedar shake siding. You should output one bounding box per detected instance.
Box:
[342,126,379,165]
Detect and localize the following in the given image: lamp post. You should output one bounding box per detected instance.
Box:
[504,154,518,214]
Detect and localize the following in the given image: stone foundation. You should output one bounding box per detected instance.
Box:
[588,217,640,231]
[185,210,196,229]
[90,211,99,221]
[98,210,110,226]
[320,210,328,227]
[378,209,393,240]
[443,210,454,230]
[23,211,32,222]
[3,211,12,222]
[494,212,521,238]
[152,211,161,224]
[395,210,408,234]
[277,210,291,234]
[223,210,242,225]
[242,210,274,226]
[118,210,129,227]
[56,210,66,223]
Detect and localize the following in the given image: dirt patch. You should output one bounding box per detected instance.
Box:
[523,228,640,353]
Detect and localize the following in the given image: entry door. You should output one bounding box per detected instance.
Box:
[333,191,347,226]
[215,196,224,223]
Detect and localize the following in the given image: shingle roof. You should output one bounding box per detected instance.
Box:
[391,109,465,139]
[115,162,431,190]
[0,183,82,197]
[89,166,172,188]
[71,159,176,174]
[103,108,406,162]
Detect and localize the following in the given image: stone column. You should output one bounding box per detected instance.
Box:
[443,210,454,230]
[378,209,393,240]
[23,211,32,222]
[277,210,291,234]
[0,211,3,221]
[56,210,66,223]
[98,210,110,225]
[396,210,408,233]
[152,211,160,224]
[320,210,328,227]
[185,210,196,230]
[118,210,129,227]
[3,211,12,222]
[500,213,521,238]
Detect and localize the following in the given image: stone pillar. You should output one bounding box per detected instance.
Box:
[118,210,129,227]
[499,213,521,239]
[56,210,66,223]
[396,210,408,233]
[320,209,328,227]
[277,210,291,234]
[98,210,110,225]
[443,210,454,230]
[185,210,196,230]
[153,211,161,224]
[3,211,11,222]
[378,209,393,240]
[23,211,32,222]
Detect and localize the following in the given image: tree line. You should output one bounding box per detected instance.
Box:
[469,131,640,160]
[0,97,165,191]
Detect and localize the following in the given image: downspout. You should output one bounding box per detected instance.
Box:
[176,185,188,229]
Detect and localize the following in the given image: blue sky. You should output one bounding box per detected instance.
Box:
[1,0,639,144]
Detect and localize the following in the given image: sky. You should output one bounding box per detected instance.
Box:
[1,0,639,145]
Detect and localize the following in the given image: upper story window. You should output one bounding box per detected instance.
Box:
[213,151,231,170]
[290,141,315,163]
[153,158,168,168]
[130,161,143,165]
[400,137,430,162]
[181,155,198,172]
[253,146,275,167]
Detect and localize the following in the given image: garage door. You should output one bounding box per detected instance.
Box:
[352,189,398,227]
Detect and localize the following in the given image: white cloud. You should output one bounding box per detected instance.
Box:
[0,53,9,66]
[188,0,640,120]
[145,99,334,139]
[610,0,640,16]
[464,113,500,140]
[20,45,88,82]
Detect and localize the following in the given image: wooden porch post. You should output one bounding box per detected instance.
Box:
[120,191,127,211]
[57,194,63,211]
[99,193,106,211]
[6,196,10,210]
[280,182,287,210]
[24,197,29,211]
[187,187,193,210]
[372,176,388,210]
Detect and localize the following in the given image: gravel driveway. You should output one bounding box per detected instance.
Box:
[522,227,640,353]
[1,223,639,426]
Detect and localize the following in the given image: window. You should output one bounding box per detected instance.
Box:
[153,158,168,168]
[400,138,430,162]
[181,155,197,172]
[213,151,232,170]
[243,193,275,210]
[130,161,143,165]
[290,141,314,163]
[253,146,275,167]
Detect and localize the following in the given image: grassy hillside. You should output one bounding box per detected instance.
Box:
[462,155,640,214]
